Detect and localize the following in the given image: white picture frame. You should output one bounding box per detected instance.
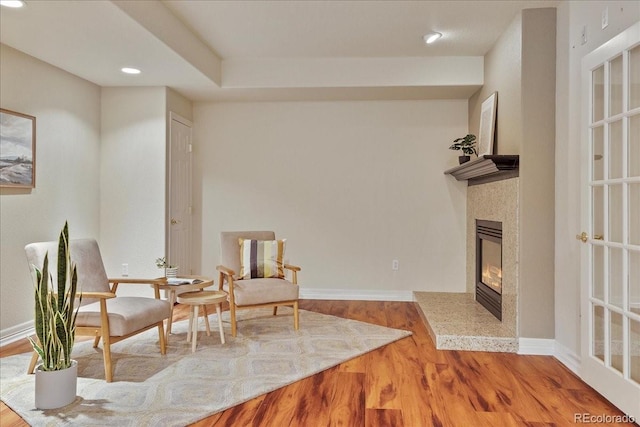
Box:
[477,92,497,156]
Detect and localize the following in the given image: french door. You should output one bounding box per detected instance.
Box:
[580,22,640,420]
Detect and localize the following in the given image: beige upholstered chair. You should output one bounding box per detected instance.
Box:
[25,239,171,382]
[217,231,300,337]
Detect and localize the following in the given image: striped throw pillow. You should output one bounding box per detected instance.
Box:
[239,239,286,280]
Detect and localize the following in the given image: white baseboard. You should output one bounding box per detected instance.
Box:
[0,319,34,347]
[517,338,581,376]
[300,288,414,302]
[518,338,556,355]
[554,341,581,376]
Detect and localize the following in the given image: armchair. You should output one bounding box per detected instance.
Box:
[217,231,300,337]
[25,239,171,382]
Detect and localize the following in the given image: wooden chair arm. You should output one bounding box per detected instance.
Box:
[216,265,235,276]
[78,291,116,299]
[216,265,235,301]
[53,291,116,300]
[283,264,300,284]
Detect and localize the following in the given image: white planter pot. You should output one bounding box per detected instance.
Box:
[165,267,178,278]
[35,360,77,409]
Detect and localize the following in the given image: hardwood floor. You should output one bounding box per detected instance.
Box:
[0,300,635,426]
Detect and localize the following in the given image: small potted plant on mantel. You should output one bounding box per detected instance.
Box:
[449,134,477,164]
[28,222,80,409]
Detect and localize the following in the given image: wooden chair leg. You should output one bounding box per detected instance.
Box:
[102,337,113,383]
[230,303,237,337]
[293,300,299,330]
[27,350,39,374]
[100,299,113,382]
[157,321,166,355]
[273,306,278,316]
[93,335,101,348]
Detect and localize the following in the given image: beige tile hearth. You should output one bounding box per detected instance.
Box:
[414,291,518,353]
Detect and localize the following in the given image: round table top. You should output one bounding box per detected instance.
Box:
[156,275,214,292]
[177,290,227,305]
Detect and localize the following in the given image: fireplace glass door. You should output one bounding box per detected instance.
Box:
[481,239,502,294]
[476,219,503,320]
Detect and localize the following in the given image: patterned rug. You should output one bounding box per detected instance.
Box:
[0,308,411,426]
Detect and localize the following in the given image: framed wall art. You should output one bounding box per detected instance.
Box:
[0,108,36,188]
[477,92,497,157]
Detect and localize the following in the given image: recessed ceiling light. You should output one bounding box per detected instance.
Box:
[423,32,442,44]
[0,0,26,8]
[121,67,141,75]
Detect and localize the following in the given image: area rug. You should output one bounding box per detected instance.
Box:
[1,308,411,426]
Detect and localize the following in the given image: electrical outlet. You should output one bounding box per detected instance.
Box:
[601,7,608,29]
[392,260,399,271]
[581,25,587,45]
[122,263,129,276]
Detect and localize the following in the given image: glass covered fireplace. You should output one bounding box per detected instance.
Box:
[476,220,502,320]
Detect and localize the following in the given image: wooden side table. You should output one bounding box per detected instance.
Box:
[177,290,227,352]
[155,275,213,342]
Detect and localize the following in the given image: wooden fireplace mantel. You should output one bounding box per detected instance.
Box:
[444,155,519,185]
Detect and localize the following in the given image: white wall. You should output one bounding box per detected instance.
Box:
[100,87,167,285]
[555,2,639,357]
[193,100,468,295]
[0,44,101,336]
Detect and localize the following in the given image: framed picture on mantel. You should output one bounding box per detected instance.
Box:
[478,92,497,157]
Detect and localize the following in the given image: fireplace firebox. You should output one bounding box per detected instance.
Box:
[476,220,502,320]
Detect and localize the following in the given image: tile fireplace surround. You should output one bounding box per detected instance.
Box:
[416,177,519,352]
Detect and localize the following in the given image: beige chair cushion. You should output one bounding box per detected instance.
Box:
[77,297,171,336]
[220,231,275,275]
[223,278,299,306]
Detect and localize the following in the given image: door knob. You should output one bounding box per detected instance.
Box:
[576,232,604,243]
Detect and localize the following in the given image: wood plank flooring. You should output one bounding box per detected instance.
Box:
[0,300,634,426]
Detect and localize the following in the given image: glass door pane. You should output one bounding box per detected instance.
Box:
[609,184,623,243]
[630,45,640,110]
[631,116,640,177]
[609,248,623,308]
[610,55,623,117]
[593,126,605,180]
[594,304,605,362]
[609,120,623,179]
[593,65,605,122]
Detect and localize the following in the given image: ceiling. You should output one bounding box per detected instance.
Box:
[0,0,558,102]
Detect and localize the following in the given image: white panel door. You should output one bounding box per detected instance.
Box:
[169,113,193,275]
[580,22,640,421]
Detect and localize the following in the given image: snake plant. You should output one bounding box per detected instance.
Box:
[29,222,80,371]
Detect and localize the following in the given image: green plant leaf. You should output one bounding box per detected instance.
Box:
[29,222,79,371]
